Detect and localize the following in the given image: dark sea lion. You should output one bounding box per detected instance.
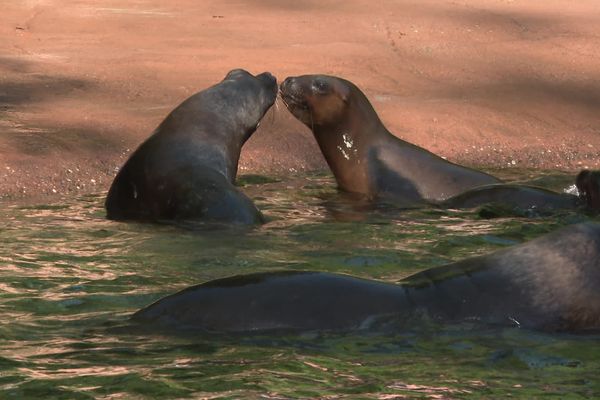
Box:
[279,74,501,205]
[441,169,600,215]
[576,169,600,210]
[105,69,277,224]
[133,223,600,333]
[323,171,600,222]
[440,183,582,214]
[323,183,582,222]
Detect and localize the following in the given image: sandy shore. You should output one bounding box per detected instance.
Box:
[1,0,599,199]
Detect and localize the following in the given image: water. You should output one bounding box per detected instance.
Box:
[1,171,599,399]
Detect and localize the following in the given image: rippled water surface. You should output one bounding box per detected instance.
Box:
[1,171,599,399]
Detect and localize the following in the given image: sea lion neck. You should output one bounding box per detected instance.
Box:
[311,91,388,155]
[306,86,390,195]
[224,140,243,181]
[311,107,386,196]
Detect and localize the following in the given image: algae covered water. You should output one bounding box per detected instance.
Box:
[1,171,599,399]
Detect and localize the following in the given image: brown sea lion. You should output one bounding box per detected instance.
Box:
[280,74,501,205]
[105,69,277,225]
[133,223,600,333]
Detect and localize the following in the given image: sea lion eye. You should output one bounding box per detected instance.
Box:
[313,80,329,94]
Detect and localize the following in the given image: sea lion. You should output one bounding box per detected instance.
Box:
[576,169,600,210]
[321,182,584,222]
[279,74,501,205]
[133,223,600,333]
[440,183,582,214]
[441,169,600,215]
[105,69,277,224]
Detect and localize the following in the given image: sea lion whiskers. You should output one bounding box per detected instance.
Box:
[276,92,290,126]
[268,98,279,124]
[277,89,289,109]
[263,97,281,127]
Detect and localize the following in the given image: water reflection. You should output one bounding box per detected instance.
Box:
[0,171,599,398]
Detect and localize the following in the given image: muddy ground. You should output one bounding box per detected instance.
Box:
[1,0,599,200]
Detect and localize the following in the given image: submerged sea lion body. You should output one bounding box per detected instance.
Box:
[105,69,277,224]
[441,183,582,211]
[280,75,501,205]
[133,223,600,333]
[441,169,600,214]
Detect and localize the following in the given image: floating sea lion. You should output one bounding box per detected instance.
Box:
[440,183,583,216]
[133,223,600,333]
[441,169,600,216]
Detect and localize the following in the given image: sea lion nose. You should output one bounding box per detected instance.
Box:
[257,71,276,84]
[256,72,277,95]
[280,77,296,93]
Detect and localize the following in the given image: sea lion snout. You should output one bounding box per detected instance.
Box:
[279,76,311,121]
[257,71,276,84]
[279,76,302,100]
[280,76,294,91]
[223,69,278,100]
[256,71,277,94]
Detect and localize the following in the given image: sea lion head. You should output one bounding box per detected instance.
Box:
[279,75,354,128]
[220,69,278,140]
[576,169,600,210]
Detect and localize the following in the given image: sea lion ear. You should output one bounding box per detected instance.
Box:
[337,84,351,103]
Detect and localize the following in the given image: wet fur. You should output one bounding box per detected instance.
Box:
[105,69,277,224]
[280,74,501,203]
[133,223,600,333]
